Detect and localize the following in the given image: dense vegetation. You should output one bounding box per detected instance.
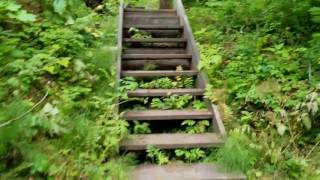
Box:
[0,0,320,179]
[185,0,320,178]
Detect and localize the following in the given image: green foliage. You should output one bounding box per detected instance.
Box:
[0,0,134,178]
[181,120,210,134]
[175,148,206,163]
[213,130,258,172]
[139,77,195,89]
[132,121,151,134]
[187,0,320,177]
[146,145,169,165]
[129,27,152,39]
[150,95,193,109]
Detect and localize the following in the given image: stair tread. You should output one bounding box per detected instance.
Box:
[128,88,204,97]
[123,25,183,30]
[125,8,176,13]
[124,38,187,43]
[131,163,246,180]
[121,133,223,150]
[121,70,197,77]
[124,15,179,18]
[123,110,213,120]
[122,54,192,59]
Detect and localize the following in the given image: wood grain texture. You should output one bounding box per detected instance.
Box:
[123,110,213,120]
[124,25,183,30]
[121,133,223,150]
[127,88,204,97]
[131,163,246,180]
[122,59,190,70]
[122,54,192,59]
[121,70,197,77]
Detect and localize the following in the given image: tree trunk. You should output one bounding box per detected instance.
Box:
[159,0,173,9]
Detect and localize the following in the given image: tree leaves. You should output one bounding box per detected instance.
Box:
[53,0,67,15]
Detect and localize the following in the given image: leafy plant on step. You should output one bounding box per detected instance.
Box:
[132,121,151,134]
[175,148,206,163]
[150,95,193,109]
[129,27,152,39]
[139,76,195,89]
[146,145,169,165]
[192,100,207,110]
[181,120,210,134]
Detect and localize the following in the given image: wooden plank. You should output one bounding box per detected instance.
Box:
[123,110,213,120]
[122,54,192,59]
[121,133,223,150]
[122,59,190,70]
[124,29,182,38]
[124,38,187,43]
[123,25,183,30]
[121,70,197,77]
[124,8,176,13]
[124,16,179,26]
[123,48,186,54]
[128,88,204,97]
[115,0,124,114]
[132,163,246,180]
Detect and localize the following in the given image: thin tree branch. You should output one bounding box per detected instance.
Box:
[0,91,49,128]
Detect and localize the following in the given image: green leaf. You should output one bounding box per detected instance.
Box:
[57,58,71,68]
[15,10,36,22]
[53,0,66,15]
[43,65,56,74]
[6,2,21,11]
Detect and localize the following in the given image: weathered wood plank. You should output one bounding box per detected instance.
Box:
[124,38,187,43]
[127,88,204,97]
[123,25,183,30]
[121,70,197,77]
[124,8,176,13]
[124,16,179,26]
[122,54,192,59]
[132,163,246,180]
[121,133,223,150]
[123,48,186,54]
[115,0,124,114]
[123,110,213,120]
[124,29,182,38]
[122,59,190,70]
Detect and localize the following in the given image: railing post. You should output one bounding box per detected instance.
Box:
[159,0,173,9]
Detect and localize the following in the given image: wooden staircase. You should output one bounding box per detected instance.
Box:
[116,1,245,179]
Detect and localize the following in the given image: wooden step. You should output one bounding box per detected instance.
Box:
[121,70,198,77]
[123,25,183,30]
[124,16,179,26]
[123,110,213,120]
[123,48,186,54]
[124,38,187,43]
[121,133,223,150]
[122,59,190,70]
[128,88,204,97]
[131,163,246,180]
[125,8,176,12]
[122,54,192,60]
[124,29,182,38]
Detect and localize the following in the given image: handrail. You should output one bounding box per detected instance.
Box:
[174,0,226,136]
[116,0,124,114]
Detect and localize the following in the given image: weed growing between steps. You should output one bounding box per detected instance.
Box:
[128,119,212,134]
[120,76,195,90]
